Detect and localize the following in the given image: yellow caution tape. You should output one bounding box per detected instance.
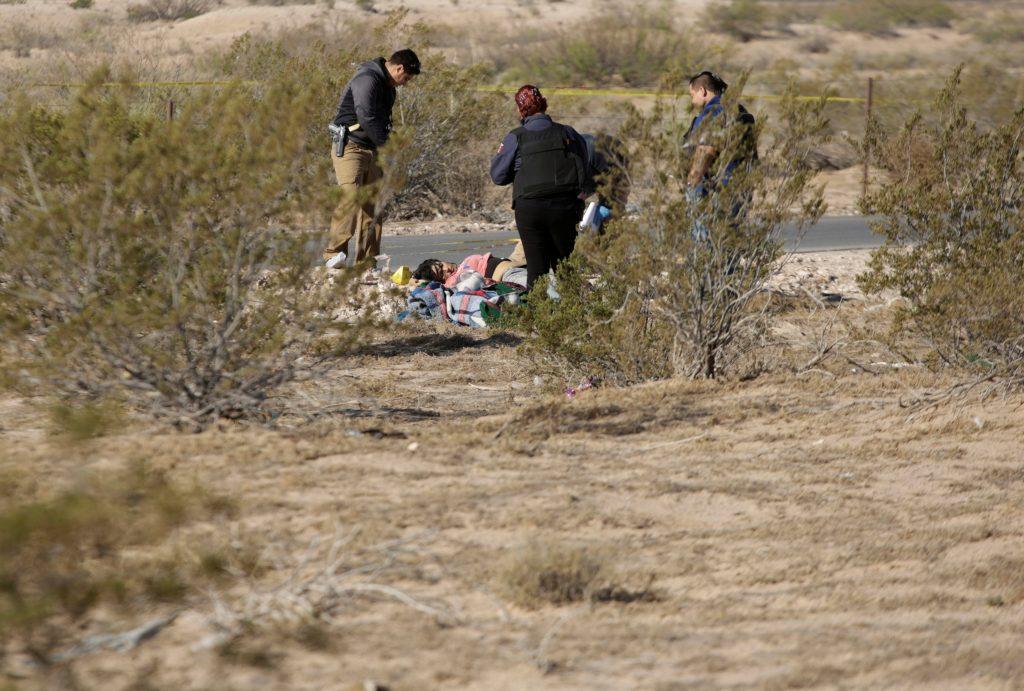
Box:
[29,80,258,88]
[29,79,866,103]
[476,84,866,103]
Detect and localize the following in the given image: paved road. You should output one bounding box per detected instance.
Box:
[379,216,881,269]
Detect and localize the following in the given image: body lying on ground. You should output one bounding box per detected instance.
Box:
[413,253,527,290]
[402,253,528,328]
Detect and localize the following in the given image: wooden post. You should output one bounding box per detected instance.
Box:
[862,77,874,198]
[166,99,175,122]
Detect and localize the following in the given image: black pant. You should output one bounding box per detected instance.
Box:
[514,199,583,289]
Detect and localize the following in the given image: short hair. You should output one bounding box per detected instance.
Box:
[389,48,421,75]
[689,71,728,95]
[413,258,444,281]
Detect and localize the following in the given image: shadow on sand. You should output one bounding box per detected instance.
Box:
[363,331,522,358]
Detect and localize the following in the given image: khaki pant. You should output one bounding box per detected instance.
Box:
[325,143,384,262]
[508,239,527,267]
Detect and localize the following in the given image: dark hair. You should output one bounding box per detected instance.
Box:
[413,258,444,281]
[389,48,421,75]
[689,71,728,95]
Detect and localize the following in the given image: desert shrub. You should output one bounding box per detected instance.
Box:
[217,16,507,219]
[0,462,227,665]
[0,23,62,58]
[498,6,725,87]
[825,0,956,34]
[49,401,124,441]
[858,68,1024,388]
[69,0,94,8]
[514,78,828,384]
[799,32,831,54]
[126,0,211,22]
[499,541,608,607]
[0,67,368,428]
[700,0,769,42]
[246,0,314,6]
[969,13,1024,45]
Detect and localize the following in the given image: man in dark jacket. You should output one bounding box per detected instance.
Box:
[324,49,420,267]
[684,70,757,201]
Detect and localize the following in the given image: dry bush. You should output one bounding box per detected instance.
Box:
[825,0,956,34]
[700,0,770,42]
[49,400,124,441]
[514,77,828,384]
[499,541,608,607]
[0,67,370,429]
[202,530,455,649]
[499,540,659,610]
[858,67,1024,397]
[0,23,62,58]
[126,0,211,22]
[497,5,727,88]
[969,12,1024,45]
[799,32,831,54]
[0,462,228,667]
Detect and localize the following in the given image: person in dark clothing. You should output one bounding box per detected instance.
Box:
[324,49,421,267]
[490,85,589,289]
[684,71,758,202]
[684,71,758,243]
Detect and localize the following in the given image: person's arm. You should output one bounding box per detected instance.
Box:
[351,72,390,148]
[490,132,519,185]
[687,144,718,189]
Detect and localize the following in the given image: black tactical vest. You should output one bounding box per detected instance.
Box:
[512,124,585,201]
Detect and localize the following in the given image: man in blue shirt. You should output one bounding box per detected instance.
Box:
[685,71,757,201]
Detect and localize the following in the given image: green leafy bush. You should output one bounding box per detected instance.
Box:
[858,68,1024,384]
[514,78,828,383]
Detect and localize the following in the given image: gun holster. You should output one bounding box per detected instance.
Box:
[328,123,348,158]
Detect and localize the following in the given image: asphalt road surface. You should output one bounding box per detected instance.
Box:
[379,215,881,269]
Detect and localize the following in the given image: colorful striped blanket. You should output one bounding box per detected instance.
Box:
[400,278,523,328]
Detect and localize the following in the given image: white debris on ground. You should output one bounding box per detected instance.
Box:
[310,267,407,323]
[770,249,873,300]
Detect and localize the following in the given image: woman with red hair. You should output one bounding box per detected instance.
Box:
[490,85,590,289]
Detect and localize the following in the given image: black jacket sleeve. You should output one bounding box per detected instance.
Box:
[350,72,390,148]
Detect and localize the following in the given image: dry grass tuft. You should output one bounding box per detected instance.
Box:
[499,541,609,607]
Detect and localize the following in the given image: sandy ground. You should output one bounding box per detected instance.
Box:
[772,248,872,299]
[3,250,1024,689]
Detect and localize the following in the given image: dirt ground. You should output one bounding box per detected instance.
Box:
[3,249,1023,689]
